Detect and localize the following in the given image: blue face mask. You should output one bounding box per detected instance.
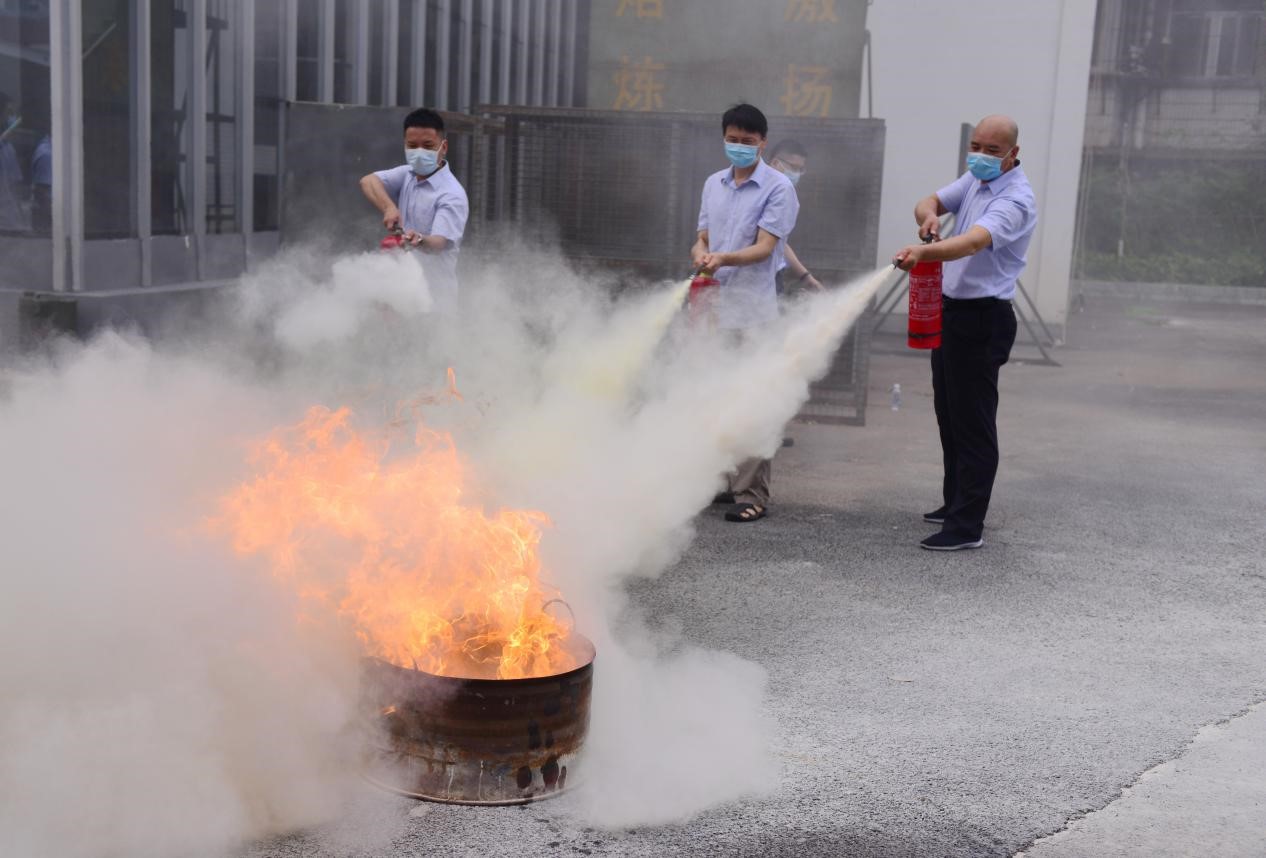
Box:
[724,142,760,169]
[966,152,1005,181]
[406,147,440,176]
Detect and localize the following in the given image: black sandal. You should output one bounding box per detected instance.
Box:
[712,491,735,505]
[725,502,766,523]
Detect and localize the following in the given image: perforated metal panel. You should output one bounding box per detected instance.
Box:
[472,107,884,423]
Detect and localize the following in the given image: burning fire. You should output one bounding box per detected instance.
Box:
[215,396,575,680]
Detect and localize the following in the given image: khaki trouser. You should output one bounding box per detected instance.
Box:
[718,323,773,507]
[728,456,771,507]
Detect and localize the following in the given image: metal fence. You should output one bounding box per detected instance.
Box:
[469,106,886,423]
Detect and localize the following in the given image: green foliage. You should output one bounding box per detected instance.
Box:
[1077,158,1266,286]
[1081,251,1266,287]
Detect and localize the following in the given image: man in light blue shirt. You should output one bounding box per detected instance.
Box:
[692,103,799,523]
[360,108,469,314]
[893,114,1038,551]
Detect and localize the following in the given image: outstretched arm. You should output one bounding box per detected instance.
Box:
[360,173,402,230]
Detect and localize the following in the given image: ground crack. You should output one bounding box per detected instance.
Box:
[1011,696,1266,857]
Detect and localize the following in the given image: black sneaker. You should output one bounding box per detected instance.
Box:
[920,531,984,551]
[922,506,947,524]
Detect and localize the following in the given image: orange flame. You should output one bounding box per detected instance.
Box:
[215,404,574,680]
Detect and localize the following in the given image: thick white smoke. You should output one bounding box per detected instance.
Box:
[0,247,891,854]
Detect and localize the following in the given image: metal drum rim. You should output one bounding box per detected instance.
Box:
[363,633,596,687]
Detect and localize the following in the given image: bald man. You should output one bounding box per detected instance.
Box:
[892,115,1038,551]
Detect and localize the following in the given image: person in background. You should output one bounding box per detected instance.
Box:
[0,93,28,231]
[892,114,1037,551]
[359,107,469,314]
[692,103,800,523]
[29,114,52,235]
[766,139,823,295]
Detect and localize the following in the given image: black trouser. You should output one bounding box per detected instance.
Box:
[930,296,1018,540]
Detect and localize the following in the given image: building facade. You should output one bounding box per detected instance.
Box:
[1075,0,1266,287]
[0,0,586,299]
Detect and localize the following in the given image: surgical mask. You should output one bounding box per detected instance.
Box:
[406,146,440,176]
[966,152,1005,181]
[724,142,760,169]
[772,158,803,185]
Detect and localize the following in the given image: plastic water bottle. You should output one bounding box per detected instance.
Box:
[890,383,902,411]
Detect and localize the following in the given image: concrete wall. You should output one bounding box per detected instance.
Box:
[865,0,1098,329]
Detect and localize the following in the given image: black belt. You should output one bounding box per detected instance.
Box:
[942,295,1011,307]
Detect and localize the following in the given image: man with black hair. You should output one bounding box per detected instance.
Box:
[692,103,799,523]
[360,107,469,314]
[767,139,822,294]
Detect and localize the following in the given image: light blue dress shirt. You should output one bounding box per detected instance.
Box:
[374,162,469,313]
[935,165,1038,300]
[697,158,799,329]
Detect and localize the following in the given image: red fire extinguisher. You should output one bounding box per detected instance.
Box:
[687,268,720,328]
[379,226,408,251]
[907,236,942,349]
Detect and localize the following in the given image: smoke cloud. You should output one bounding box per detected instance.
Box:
[0,246,890,854]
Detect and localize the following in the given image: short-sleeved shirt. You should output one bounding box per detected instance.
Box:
[31,135,52,186]
[935,165,1038,300]
[373,162,469,313]
[697,158,799,329]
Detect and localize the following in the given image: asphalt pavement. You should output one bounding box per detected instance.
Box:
[247,294,1266,857]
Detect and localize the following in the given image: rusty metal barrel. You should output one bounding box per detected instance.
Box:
[361,635,595,805]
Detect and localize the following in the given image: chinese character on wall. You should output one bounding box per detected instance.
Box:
[615,0,664,19]
[784,0,838,24]
[781,64,832,117]
[613,56,666,111]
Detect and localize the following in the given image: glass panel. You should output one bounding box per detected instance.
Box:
[1234,14,1261,77]
[296,0,320,101]
[206,0,237,233]
[1167,14,1206,77]
[0,0,52,289]
[152,0,191,235]
[254,0,283,230]
[82,0,134,238]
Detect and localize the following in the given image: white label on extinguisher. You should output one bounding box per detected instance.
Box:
[909,275,941,321]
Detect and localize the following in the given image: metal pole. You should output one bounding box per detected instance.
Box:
[283,0,298,102]
[457,0,472,111]
[547,0,561,106]
[561,0,576,106]
[411,0,427,105]
[478,0,493,108]
[516,0,529,104]
[240,0,256,258]
[352,0,370,104]
[192,0,207,276]
[436,0,452,109]
[65,0,85,291]
[864,28,873,119]
[318,0,335,102]
[385,0,400,105]
[532,0,545,105]
[499,0,512,103]
[133,0,154,286]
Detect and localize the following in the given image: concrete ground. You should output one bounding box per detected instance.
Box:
[249,295,1266,857]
